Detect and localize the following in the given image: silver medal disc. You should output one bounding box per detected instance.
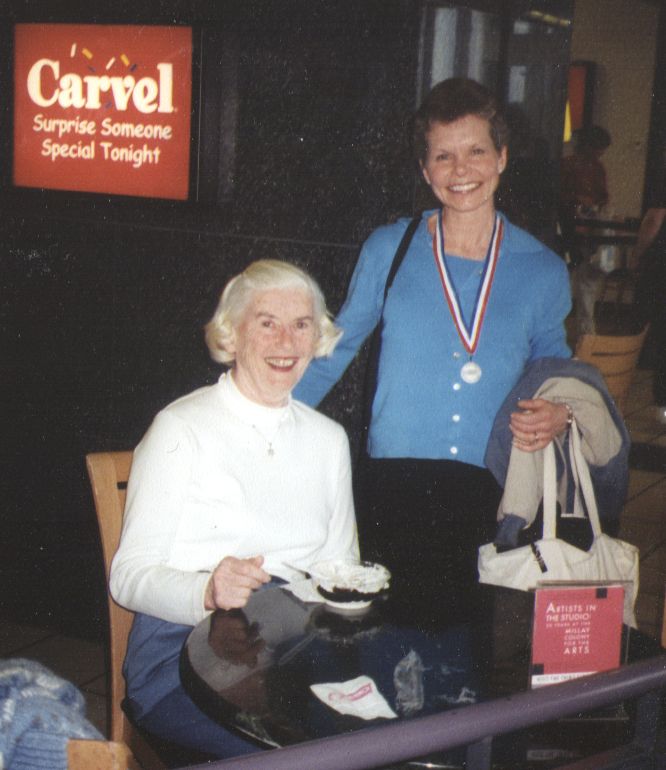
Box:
[460,361,482,384]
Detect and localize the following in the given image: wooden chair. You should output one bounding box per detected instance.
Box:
[86,452,167,770]
[574,324,650,414]
[68,738,141,770]
[87,452,217,769]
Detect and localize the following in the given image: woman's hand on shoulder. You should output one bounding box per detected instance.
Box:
[510,398,570,453]
[204,555,271,611]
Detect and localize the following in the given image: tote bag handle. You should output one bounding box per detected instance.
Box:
[542,419,603,540]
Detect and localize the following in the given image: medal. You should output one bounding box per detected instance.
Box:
[432,211,503,384]
[460,360,482,384]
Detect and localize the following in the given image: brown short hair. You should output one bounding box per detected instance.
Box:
[414,78,509,163]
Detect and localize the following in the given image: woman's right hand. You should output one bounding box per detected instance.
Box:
[204,555,271,611]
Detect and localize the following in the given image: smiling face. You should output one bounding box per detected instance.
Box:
[421,114,507,217]
[228,287,318,407]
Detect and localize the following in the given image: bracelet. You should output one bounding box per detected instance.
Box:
[564,403,574,427]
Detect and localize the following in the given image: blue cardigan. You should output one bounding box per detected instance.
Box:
[295,211,571,467]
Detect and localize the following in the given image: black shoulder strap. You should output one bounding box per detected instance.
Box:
[360,215,421,454]
[382,215,421,301]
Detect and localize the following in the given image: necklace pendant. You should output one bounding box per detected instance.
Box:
[460,360,482,384]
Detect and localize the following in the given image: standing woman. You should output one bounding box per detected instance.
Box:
[294,78,572,593]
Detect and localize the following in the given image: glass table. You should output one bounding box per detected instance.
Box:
[180,580,658,768]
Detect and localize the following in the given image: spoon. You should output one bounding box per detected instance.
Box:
[282,562,312,579]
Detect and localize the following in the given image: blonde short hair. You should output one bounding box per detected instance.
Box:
[205,259,343,364]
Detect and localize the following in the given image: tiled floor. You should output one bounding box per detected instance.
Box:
[2,369,665,739]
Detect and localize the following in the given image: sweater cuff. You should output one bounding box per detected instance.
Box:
[190,571,214,626]
[494,514,527,551]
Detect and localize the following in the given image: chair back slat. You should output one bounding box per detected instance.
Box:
[86,452,169,769]
[574,324,650,414]
[86,452,134,743]
[68,738,141,770]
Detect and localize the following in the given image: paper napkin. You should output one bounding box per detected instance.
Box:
[310,675,397,720]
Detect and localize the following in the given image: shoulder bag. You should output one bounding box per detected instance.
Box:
[478,420,639,627]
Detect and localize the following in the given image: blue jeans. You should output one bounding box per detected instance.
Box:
[124,582,286,759]
[136,682,262,758]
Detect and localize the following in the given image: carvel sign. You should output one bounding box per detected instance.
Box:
[13,23,192,200]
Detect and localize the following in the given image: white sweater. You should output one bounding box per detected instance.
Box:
[110,373,359,626]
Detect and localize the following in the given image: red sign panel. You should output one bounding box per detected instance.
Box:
[530,584,624,688]
[13,23,192,200]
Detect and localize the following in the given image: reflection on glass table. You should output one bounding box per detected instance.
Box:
[180,581,657,768]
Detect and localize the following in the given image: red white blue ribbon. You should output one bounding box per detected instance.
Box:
[432,210,503,355]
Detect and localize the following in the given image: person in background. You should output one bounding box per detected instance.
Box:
[560,125,611,225]
[110,259,359,758]
[294,78,572,596]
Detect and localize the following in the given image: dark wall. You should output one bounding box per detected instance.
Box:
[643,3,666,209]
[1,0,577,634]
[2,0,420,515]
[0,0,420,632]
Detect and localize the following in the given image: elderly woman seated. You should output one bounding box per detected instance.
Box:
[110,259,359,758]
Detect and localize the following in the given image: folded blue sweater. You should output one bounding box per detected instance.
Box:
[0,658,102,770]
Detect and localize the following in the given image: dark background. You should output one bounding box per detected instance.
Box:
[0,0,662,640]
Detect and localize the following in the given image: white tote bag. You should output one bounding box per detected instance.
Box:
[478,421,639,627]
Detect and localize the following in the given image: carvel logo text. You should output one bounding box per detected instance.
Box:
[27,60,174,113]
[13,23,192,200]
